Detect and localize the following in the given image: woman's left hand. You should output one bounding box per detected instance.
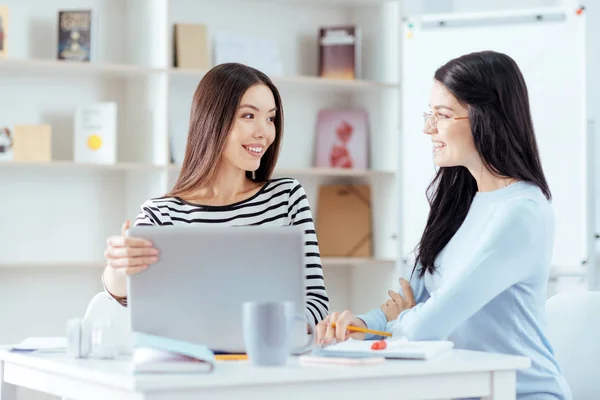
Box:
[380,278,416,321]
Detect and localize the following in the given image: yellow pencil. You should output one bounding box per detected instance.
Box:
[215,354,248,361]
[331,323,392,337]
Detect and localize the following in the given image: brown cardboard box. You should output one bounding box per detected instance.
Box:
[316,184,372,257]
[13,124,52,161]
[174,24,210,69]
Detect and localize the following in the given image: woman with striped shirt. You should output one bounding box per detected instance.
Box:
[101,63,329,326]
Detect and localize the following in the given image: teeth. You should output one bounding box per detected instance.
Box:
[433,142,445,148]
[245,146,263,153]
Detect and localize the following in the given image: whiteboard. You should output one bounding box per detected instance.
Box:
[401,7,589,271]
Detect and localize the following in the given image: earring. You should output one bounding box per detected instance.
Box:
[251,171,256,180]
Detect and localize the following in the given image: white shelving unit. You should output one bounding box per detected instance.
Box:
[0,0,404,345]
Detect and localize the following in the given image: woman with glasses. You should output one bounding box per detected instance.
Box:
[315,50,571,400]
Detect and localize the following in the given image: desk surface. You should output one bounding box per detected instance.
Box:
[0,348,530,392]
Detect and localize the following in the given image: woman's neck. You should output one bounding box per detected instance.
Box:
[467,160,515,192]
[182,163,259,206]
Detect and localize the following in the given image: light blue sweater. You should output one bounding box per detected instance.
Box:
[358,181,572,400]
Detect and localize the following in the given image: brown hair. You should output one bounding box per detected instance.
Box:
[165,62,284,198]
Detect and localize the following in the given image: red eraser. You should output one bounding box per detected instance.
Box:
[371,340,387,350]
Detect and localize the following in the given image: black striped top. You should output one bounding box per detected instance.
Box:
[116,177,329,326]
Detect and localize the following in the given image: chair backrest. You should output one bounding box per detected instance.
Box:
[546,290,600,400]
[83,292,133,354]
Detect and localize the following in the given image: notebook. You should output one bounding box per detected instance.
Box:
[316,338,454,360]
[132,333,215,373]
[10,337,66,353]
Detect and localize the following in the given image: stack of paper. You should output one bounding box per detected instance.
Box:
[317,338,454,360]
[10,337,66,353]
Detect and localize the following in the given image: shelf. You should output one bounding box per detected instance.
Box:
[169,164,394,178]
[231,0,401,6]
[0,161,165,171]
[549,266,587,279]
[0,262,105,269]
[0,58,162,78]
[1,162,394,177]
[0,58,399,89]
[170,68,399,90]
[322,257,396,266]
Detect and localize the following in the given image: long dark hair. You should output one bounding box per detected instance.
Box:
[413,50,551,278]
[166,63,284,197]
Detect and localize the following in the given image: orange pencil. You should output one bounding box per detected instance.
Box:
[215,354,248,361]
[331,323,392,338]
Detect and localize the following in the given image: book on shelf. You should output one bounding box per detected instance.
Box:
[174,23,210,69]
[0,5,8,57]
[57,10,92,62]
[74,102,117,164]
[314,108,369,170]
[318,25,361,80]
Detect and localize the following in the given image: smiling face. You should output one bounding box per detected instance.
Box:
[424,80,479,169]
[222,83,277,173]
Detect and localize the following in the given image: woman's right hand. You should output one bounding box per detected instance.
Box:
[315,310,367,346]
[104,220,159,276]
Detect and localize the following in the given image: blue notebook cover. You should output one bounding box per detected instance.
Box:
[134,332,215,364]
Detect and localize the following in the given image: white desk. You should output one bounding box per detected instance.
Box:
[0,348,530,400]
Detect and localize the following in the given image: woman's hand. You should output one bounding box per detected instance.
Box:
[315,310,367,345]
[381,278,416,321]
[104,220,159,276]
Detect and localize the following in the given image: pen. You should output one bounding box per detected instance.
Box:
[331,323,392,338]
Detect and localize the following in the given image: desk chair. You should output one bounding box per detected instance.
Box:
[83,291,133,354]
[546,291,600,400]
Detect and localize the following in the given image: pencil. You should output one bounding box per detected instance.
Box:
[215,354,248,361]
[331,323,392,338]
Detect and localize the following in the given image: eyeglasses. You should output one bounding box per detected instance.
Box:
[423,112,469,128]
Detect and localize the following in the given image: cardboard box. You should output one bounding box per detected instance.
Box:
[316,184,372,257]
[13,124,52,162]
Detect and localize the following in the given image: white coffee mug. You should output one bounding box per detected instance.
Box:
[242,301,314,366]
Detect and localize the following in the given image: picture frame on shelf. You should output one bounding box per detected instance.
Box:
[314,108,369,170]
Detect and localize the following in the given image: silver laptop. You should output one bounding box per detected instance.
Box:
[125,224,308,353]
